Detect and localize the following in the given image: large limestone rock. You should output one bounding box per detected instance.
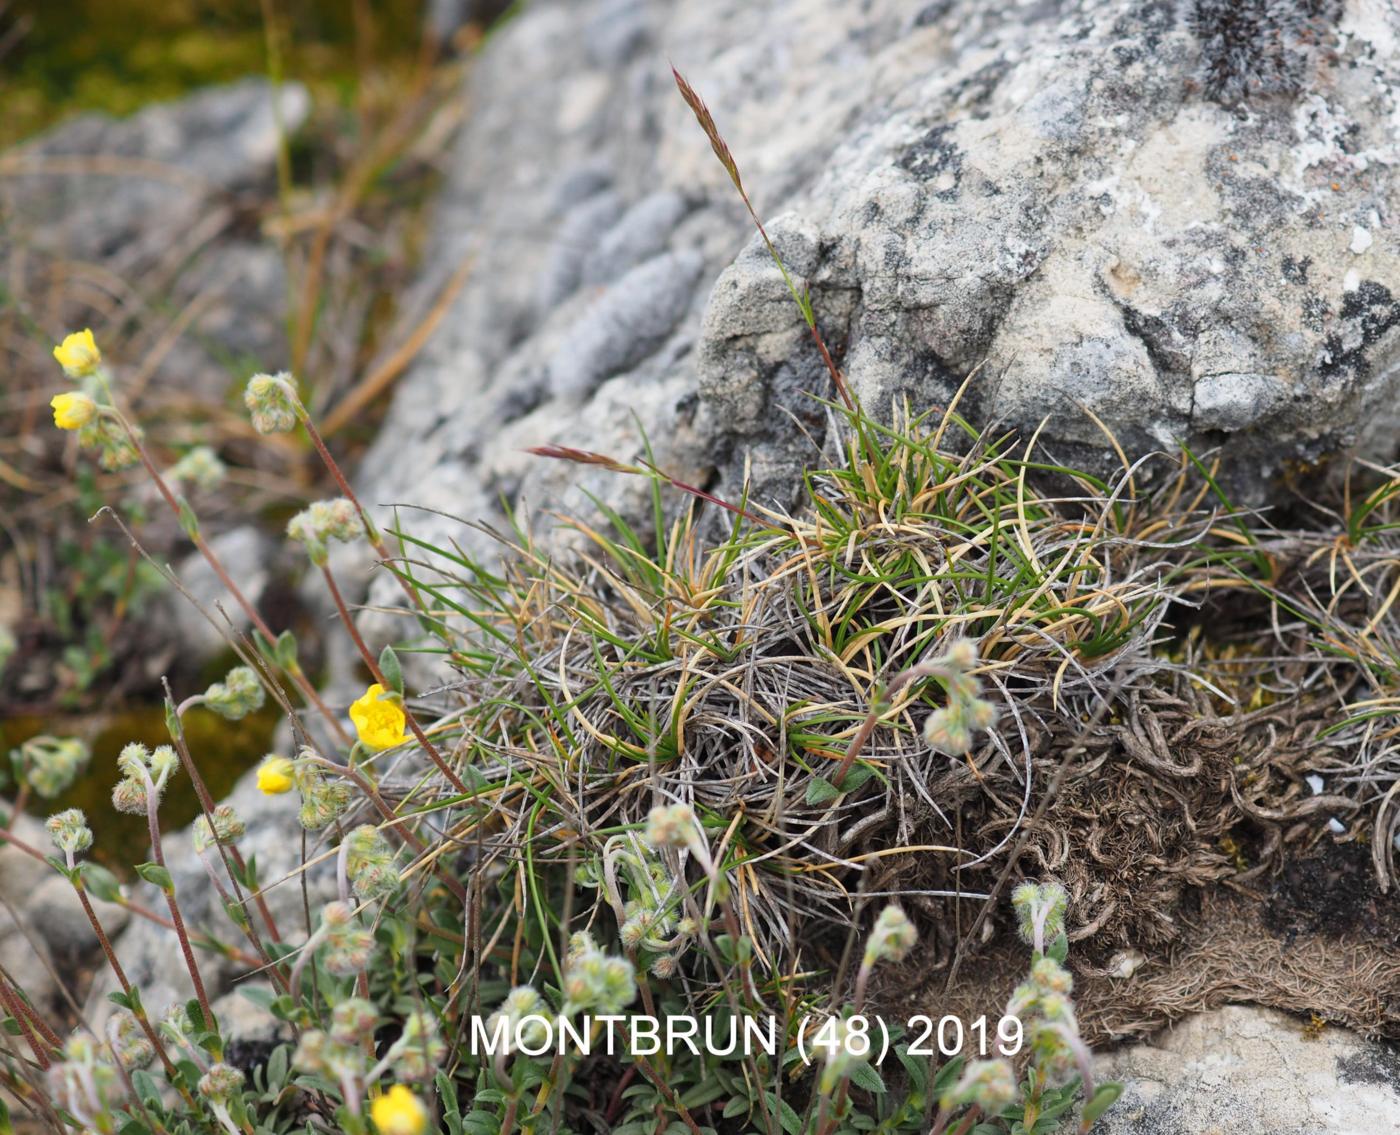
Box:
[1088,1005,1400,1134]
[353,0,1400,619]
[1,78,308,403]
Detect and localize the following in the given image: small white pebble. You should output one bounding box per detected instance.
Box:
[1344,269,1361,292]
[1306,774,1324,795]
[1328,817,1345,834]
[1350,226,1373,254]
[1107,949,1145,979]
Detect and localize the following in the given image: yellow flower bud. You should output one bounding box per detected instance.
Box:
[256,756,296,796]
[349,683,410,751]
[370,1085,429,1135]
[50,391,97,430]
[52,329,101,378]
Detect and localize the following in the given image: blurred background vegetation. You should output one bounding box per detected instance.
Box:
[1,0,429,148]
[1,0,487,857]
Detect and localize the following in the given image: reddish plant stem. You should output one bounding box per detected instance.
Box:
[0,979,52,1069]
[71,881,184,1081]
[111,409,352,747]
[296,406,430,619]
[142,781,214,1028]
[163,692,284,945]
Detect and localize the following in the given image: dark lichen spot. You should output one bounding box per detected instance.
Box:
[1319,281,1400,381]
[1281,254,1311,284]
[1301,293,1327,332]
[898,124,963,199]
[912,0,954,27]
[1187,0,1340,106]
[1337,1043,1400,1096]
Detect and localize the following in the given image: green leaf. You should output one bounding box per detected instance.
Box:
[1047,932,1069,964]
[722,1098,749,1120]
[79,863,122,902]
[275,630,299,670]
[1081,1083,1123,1126]
[805,776,841,805]
[266,1045,289,1091]
[134,862,174,892]
[763,1093,802,1135]
[849,1060,886,1094]
[895,1045,929,1093]
[379,644,404,695]
[176,496,199,540]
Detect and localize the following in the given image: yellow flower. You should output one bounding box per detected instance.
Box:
[370,1085,429,1135]
[256,756,296,795]
[349,683,409,751]
[53,329,101,378]
[51,392,96,430]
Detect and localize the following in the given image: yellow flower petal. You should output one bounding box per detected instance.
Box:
[256,756,296,795]
[50,391,96,430]
[53,329,101,378]
[370,1085,429,1135]
[349,683,409,751]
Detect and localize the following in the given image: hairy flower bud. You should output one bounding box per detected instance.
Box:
[941,1058,1017,1114]
[21,735,91,798]
[244,372,298,434]
[865,904,916,967]
[204,666,265,721]
[46,808,93,856]
[192,805,246,854]
[644,803,698,849]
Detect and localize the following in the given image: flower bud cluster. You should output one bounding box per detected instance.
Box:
[294,998,378,1083]
[1004,886,1090,1088]
[47,1033,124,1128]
[46,808,93,857]
[1011,879,1068,953]
[112,742,179,814]
[380,1010,445,1079]
[863,904,916,968]
[78,414,141,472]
[286,498,363,565]
[486,986,552,1055]
[297,758,352,830]
[817,1016,867,1094]
[243,372,299,434]
[939,1058,1017,1115]
[19,734,91,797]
[204,666,265,721]
[192,805,246,854]
[922,639,999,756]
[168,445,226,492]
[320,901,374,976]
[561,931,637,1015]
[345,825,400,903]
[110,1011,155,1068]
[644,803,699,850]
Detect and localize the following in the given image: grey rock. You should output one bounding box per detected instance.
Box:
[352,0,1400,632]
[27,873,130,962]
[547,250,705,402]
[1,78,308,273]
[0,917,57,1015]
[168,526,275,661]
[1085,1005,1400,1134]
[0,814,55,907]
[582,191,695,288]
[211,986,291,1050]
[0,814,62,1011]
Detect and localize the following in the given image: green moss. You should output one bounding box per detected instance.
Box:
[1,0,426,148]
[0,701,281,873]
